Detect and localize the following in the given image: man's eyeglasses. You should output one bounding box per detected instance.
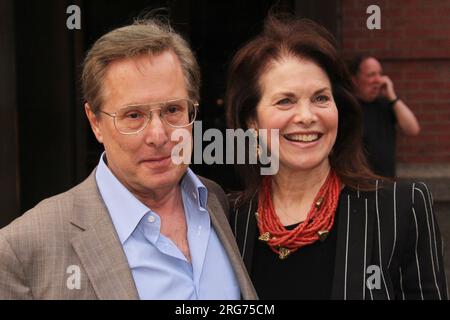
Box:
[100,98,198,135]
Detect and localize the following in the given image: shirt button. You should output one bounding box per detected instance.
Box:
[147,215,156,223]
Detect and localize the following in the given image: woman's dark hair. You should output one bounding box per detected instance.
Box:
[226,15,380,204]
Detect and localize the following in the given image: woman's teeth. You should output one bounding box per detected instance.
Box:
[284,133,320,142]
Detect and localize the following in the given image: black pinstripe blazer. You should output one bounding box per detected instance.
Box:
[230,181,448,300]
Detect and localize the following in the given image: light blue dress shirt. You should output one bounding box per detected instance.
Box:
[95,154,240,299]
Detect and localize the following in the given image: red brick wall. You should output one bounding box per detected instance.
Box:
[341,0,450,164]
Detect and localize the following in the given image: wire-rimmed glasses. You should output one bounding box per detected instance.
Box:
[100,98,198,135]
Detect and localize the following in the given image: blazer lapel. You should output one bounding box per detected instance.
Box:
[331,188,376,300]
[207,192,258,300]
[239,195,258,272]
[70,171,139,300]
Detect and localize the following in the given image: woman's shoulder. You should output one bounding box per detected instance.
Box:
[345,179,432,200]
[344,179,435,218]
[227,191,242,208]
[227,191,258,213]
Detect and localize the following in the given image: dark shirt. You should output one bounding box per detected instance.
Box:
[251,203,340,299]
[359,97,397,178]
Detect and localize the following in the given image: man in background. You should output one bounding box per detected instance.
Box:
[349,55,420,177]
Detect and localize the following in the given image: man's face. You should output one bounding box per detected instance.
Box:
[85,51,192,198]
[353,57,383,102]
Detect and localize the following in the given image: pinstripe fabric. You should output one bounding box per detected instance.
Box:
[0,170,257,300]
[229,181,448,300]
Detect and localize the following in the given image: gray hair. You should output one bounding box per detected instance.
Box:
[82,18,200,113]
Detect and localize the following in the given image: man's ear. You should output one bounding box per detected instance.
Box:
[84,103,104,143]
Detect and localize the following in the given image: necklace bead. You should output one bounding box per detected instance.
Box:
[257,170,342,259]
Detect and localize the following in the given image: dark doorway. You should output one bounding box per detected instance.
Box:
[2,0,339,227]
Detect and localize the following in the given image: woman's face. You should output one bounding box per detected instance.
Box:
[253,56,338,174]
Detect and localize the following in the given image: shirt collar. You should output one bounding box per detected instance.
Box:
[181,168,208,212]
[95,153,209,244]
[95,153,150,244]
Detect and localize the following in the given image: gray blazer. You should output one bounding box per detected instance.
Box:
[0,170,257,300]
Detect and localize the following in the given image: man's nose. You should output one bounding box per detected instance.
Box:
[373,73,383,83]
[143,112,169,148]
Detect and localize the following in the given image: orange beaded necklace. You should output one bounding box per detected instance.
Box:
[256,170,342,259]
